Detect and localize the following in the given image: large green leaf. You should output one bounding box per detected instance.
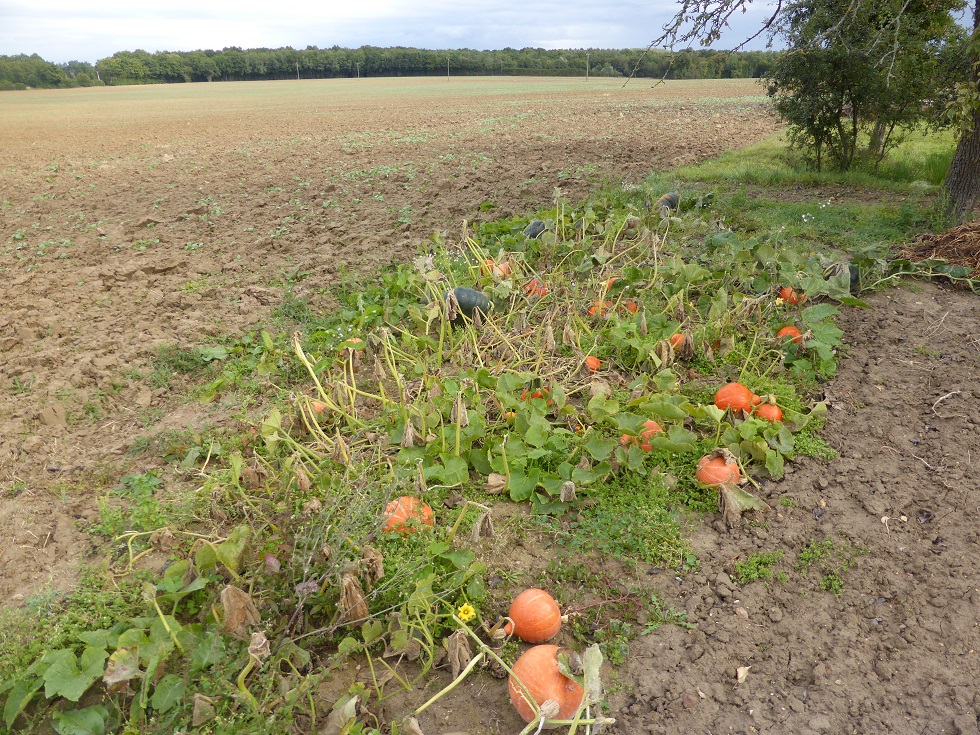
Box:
[150,675,185,713]
[43,647,107,702]
[4,679,43,728]
[582,435,618,461]
[51,705,108,735]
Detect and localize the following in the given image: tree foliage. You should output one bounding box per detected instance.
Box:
[655,0,979,222]
[1,46,780,90]
[763,0,965,170]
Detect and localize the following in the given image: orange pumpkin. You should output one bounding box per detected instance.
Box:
[778,286,806,305]
[584,356,601,372]
[696,454,741,485]
[755,403,783,422]
[713,382,755,413]
[524,278,548,298]
[602,276,620,292]
[668,333,685,349]
[504,588,562,643]
[521,388,554,406]
[381,496,434,534]
[620,419,663,452]
[482,259,512,277]
[508,645,584,726]
[777,325,803,344]
[587,300,613,318]
[619,299,639,314]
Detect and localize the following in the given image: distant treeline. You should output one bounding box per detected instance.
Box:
[1,46,779,90]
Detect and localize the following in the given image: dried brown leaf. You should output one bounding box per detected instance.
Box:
[149,527,176,552]
[248,631,270,661]
[294,461,311,493]
[485,472,507,495]
[543,324,556,353]
[401,420,418,448]
[220,585,260,640]
[192,693,216,727]
[470,510,495,543]
[589,379,611,399]
[332,430,351,465]
[445,629,472,679]
[562,321,577,347]
[361,546,384,587]
[560,481,577,503]
[339,572,369,627]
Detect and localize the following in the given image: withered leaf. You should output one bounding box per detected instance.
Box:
[220,585,260,639]
[562,321,577,347]
[445,629,472,679]
[400,420,418,448]
[294,461,311,493]
[485,472,507,495]
[339,572,369,627]
[470,510,495,543]
[149,527,176,552]
[320,695,359,735]
[560,481,577,503]
[248,631,270,661]
[332,430,351,465]
[361,546,385,587]
[192,693,216,726]
[736,665,751,685]
[589,379,611,399]
[103,646,140,692]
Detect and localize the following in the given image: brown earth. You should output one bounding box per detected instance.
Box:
[3,77,980,735]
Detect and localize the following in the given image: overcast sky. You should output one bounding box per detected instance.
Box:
[1,0,777,64]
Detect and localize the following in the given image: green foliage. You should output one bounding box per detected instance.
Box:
[796,537,869,595]
[732,550,785,585]
[763,0,965,171]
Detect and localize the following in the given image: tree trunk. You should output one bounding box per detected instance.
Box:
[942,108,980,224]
[939,1,979,224]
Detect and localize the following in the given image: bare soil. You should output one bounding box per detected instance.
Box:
[2,77,979,735]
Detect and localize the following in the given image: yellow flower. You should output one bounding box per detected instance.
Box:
[457,603,476,622]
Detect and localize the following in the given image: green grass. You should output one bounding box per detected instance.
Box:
[796,537,869,595]
[732,550,785,585]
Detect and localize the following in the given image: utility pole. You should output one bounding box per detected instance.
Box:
[296,62,299,80]
[447,56,450,81]
[355,62,361,79]
[586,53,590,80]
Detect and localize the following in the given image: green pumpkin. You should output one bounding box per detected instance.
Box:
[448,287,491,324]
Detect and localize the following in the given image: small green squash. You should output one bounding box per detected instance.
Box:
[447,287,491,325]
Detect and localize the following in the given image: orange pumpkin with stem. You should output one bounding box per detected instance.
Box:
[508,644,584,727]
[584,355,601,372]
[381,496,434,534]
[713,382,757,413]
[504,588,562,643]
[778,286,806,305]
[696,453,741,485]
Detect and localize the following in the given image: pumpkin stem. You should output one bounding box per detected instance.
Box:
[412,649,486,716]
